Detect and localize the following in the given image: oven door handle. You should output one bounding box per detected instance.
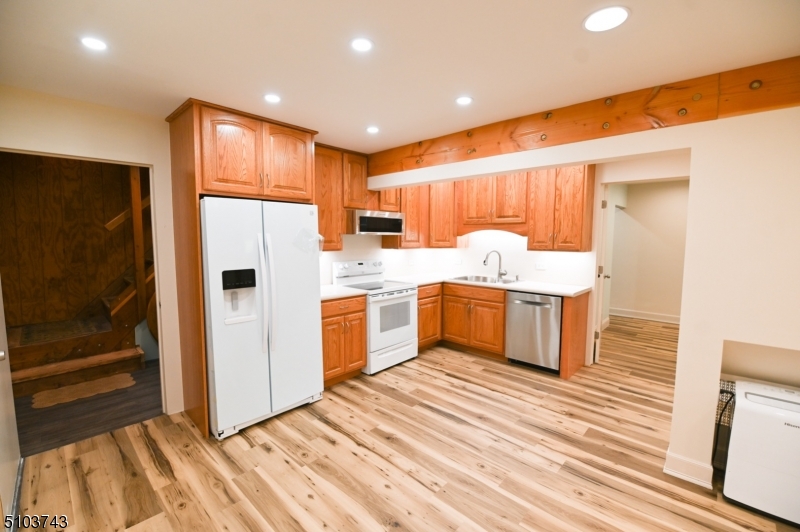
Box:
[370,290,417,302]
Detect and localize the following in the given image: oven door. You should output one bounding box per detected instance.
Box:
[368,290,418,353]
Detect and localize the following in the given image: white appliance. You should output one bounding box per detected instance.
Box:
[332,260,418,374]
[724,380,800,525]
[201,197,323,439]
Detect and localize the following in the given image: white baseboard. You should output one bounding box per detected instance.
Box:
[601,317,610,330]
[663,448,713,489]
[609,307,680,324]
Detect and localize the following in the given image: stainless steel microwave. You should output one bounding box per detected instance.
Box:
[345,210,405,235]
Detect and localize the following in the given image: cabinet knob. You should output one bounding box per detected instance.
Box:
[0,350,5,361]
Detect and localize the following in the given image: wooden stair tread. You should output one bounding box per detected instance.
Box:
[8,314,112,349]
[12,347,144,384]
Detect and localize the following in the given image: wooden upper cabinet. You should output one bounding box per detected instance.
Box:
[382,185,429,249]
[428,182,456,248]
[343,153,373,209]
[314,146,344,251]
[200,106,262,195]
[455,173,529,236]
[379,189,401,212]
[553,165,593,251]
[527,165,594,252]
[264,125,314,202]
[493,172,528,224]
[527,169,557,250]
[459,177,493,224]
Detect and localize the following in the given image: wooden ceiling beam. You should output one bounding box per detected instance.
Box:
[367,55,800,177]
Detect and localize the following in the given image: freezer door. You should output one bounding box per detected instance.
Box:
[201,197,272,435]
[261,201,324,411]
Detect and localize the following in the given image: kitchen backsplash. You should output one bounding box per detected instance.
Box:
[320,230,595,287]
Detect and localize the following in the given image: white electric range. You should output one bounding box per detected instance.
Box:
[332,260,418,374]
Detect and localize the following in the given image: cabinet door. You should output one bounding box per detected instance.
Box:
[418,296,442,346]
[470,300,505,354]
[527,169,557,250]
[428,182,456,248]
[379,189,401,212]
[553,166,590,251]
[442,296,470,345]
[458,177,493,224]
[200,106,262,195]
[314,147,344,251]
[493,172,528,224]
[343,153,372,209]
[264,124,314,202]
[343,312,367,372]
[322,316,345,381]
[385,185,428,249]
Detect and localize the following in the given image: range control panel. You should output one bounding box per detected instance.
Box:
[332,260,385,279]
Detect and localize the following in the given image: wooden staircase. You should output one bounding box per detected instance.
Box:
[7,261,155,398]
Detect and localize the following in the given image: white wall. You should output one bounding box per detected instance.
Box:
[609,180,689,324]
[367,107,800,488]
[321,233,594,288]
[0,85,183,414]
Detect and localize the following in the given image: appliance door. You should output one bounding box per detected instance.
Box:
[201,197,271,435]
[0,275,21,519]
[505,292,562,370]
[261,201,323,412]
[368,290,418,353]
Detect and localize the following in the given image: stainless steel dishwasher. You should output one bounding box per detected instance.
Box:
[505,291,562,372]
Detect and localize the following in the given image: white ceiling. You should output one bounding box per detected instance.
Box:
[1,1,799,154]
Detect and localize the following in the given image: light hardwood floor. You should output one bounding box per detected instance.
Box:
[20,317,798,531]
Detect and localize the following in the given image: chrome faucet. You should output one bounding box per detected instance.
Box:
[483,250,507,282]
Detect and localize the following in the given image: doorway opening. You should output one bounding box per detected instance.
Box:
[0,151,163,456]
[593,178,690,393]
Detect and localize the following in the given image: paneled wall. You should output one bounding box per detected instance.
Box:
[0,151,152,327]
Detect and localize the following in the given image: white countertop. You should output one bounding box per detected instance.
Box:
[320,285,368,301]
[387,273,592,298]
[321,274,591,300]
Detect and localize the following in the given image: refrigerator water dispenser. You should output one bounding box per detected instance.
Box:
[221,269,257,325]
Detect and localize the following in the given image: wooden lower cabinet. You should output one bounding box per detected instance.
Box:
[417,284,442,348]
[343,312,366,372]
[442,284,505,355]
[322,317,346,380]
[469,300,505,353]
[321,296,367,386]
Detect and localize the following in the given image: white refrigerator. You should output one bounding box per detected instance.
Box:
[201,197,323,439]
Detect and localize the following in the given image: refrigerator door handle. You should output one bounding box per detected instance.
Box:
[265,233,278,352]
[257,233,270,354]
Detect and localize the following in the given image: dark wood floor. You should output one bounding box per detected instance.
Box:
[14,359,162,456]
[20,318,798,531]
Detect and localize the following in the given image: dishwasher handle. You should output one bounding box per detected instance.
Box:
[513,300,552,308]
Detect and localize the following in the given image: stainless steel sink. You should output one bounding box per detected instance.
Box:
[450,275,517,284]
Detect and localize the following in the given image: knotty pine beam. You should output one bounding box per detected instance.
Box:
[367,55,800,176]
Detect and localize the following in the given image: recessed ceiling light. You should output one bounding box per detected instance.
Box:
[351,38,373,52]
[584,6,629,32]
[456,96,473,106]
[81,37,107,50]
[264,94,281,104]
[366,126,379,134]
